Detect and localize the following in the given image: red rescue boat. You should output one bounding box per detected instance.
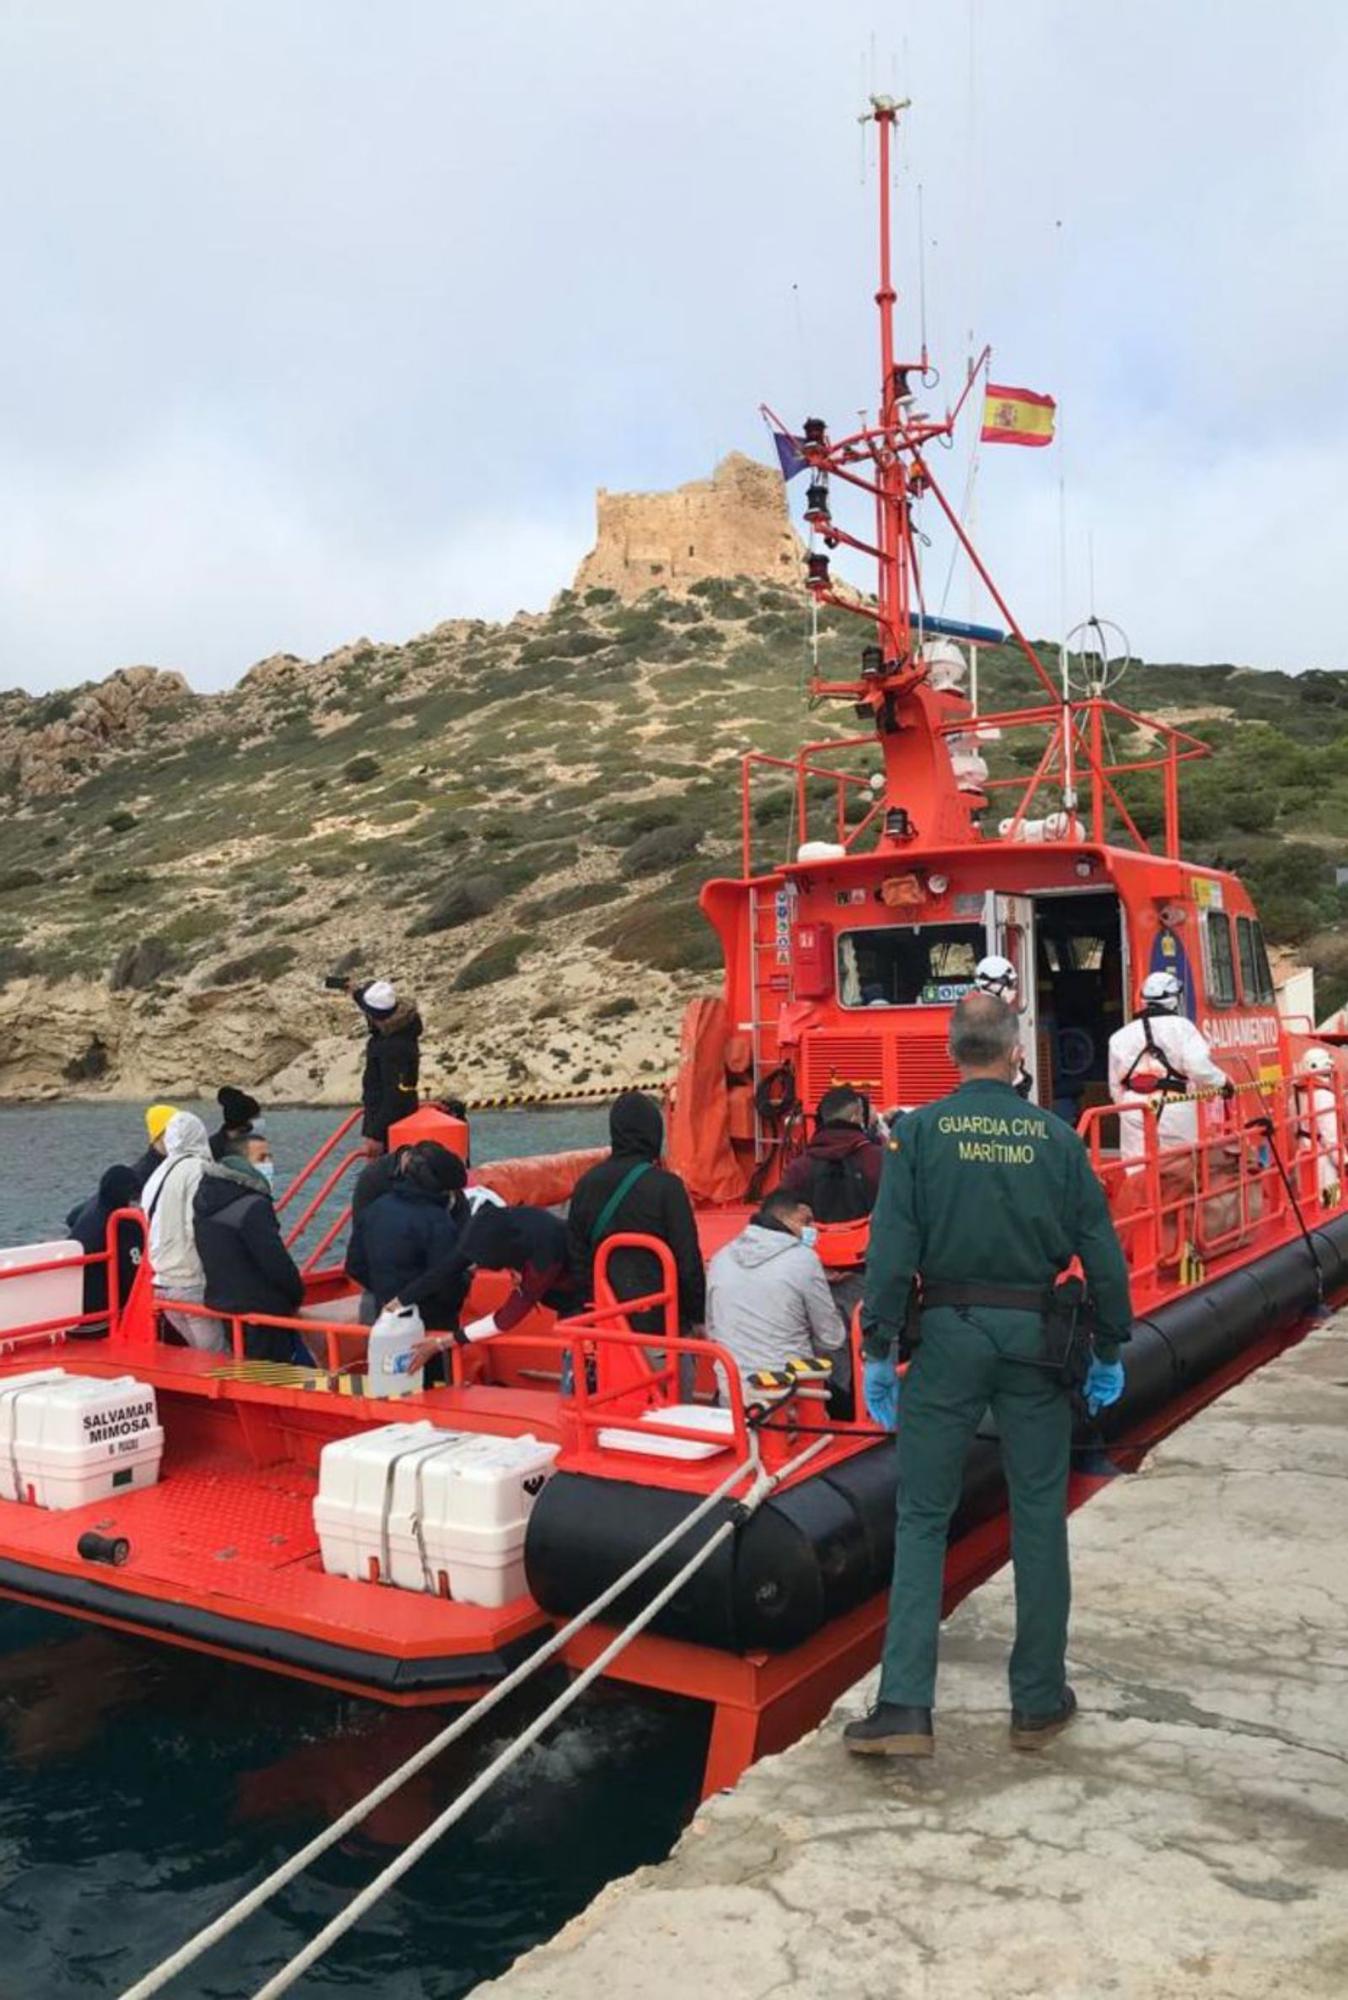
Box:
[1,97,1345,1800]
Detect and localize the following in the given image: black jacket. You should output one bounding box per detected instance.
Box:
[129,1142,164,1193]
[780,1124,884,1222]
[566,1093,705,1333]
[66,1166,143,1325]
[194,1162,304,1361]
[357,996,423,1144]
[399,1203,574,1324]
[346,1184,462,1325]
[350,1148,408,1218]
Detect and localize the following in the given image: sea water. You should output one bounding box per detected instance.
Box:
[0,1103,707,1998]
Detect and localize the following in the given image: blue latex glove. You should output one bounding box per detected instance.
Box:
[863,1355,901,1430]
[1084,1356,1125,1417]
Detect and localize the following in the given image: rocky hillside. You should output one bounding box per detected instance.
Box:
[3,471,1348,1104]
[0,573,872,1103]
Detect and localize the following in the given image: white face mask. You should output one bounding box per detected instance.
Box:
[800,1223,819,1248]
[257,1159,276,1186]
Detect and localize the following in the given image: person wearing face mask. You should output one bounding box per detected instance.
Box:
[705,1190,844,1400]
[193,1123,303,1361]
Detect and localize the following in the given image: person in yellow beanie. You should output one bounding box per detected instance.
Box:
[131,1102,181,1191]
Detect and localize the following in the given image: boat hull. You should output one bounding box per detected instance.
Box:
[524,1213,1348,1649]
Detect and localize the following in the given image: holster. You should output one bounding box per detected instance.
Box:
[1041,1275,1092,1392]
[899,1282,923,1362]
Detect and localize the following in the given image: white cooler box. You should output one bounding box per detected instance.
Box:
[0,1240,85,1336]
[314,1421,559,1607]
[0,1370,164,1508]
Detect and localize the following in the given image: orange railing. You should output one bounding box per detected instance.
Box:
[275,1108,363,1216]
[740,738,879,875]
[737,698,1214,872]
[1078,1065,1343,1309]
[0,1208,149,1359]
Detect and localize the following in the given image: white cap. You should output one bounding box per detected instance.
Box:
[362,979,397,1015]
[973,954,1018,998]
[1141,969,1183,1011]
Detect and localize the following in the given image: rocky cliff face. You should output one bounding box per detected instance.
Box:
[573,453,802,601]
[0,666,195,799]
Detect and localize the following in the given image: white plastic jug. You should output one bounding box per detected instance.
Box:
[366,1303,426,1398]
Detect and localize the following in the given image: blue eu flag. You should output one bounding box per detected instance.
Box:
[772,430,809,481]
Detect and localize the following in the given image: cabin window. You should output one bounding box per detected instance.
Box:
[1237,916,1276,1005]
[1204,910,1238,1007]
[838,923,984,1008]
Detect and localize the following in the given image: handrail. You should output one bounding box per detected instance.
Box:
[275,1108,363,1216]
[0,1211,149,1350]
[282,1147,366,1251]
[1075,1062,1345,1303]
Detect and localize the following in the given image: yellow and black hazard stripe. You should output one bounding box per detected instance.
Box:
[207,1359,374,1396]
[1177,1241,1207,1287]
[459,1077,676,1112]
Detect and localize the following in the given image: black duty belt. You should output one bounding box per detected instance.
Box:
[920,1280,1056,1314]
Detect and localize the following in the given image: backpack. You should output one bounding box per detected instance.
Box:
[803,1147,874,1223]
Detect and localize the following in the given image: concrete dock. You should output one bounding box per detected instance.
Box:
[477,1321,1348,2000]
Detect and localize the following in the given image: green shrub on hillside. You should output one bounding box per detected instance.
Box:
[451,932,537,991]
[519,878,625,921]
[687,578,756,618]
[208,942,298,985]
[0,867,42,893]
[591,895,721,973]
[620,824,703,877]
[91,868,150,896]
[0,942,36,985]
[410,873,507,936]
[343,754,382,783]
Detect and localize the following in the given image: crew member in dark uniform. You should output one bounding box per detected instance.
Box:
[845,990,1132,1760]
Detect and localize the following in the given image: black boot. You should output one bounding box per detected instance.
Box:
[1009,1684,1077,1750]
[843,1703,934,1758]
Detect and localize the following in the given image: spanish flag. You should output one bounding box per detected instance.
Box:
[980,384,1056,448]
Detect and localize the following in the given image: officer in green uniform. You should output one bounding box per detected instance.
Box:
[844,990,1132,1759]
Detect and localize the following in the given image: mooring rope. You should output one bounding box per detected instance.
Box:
[119,1434,835,2000]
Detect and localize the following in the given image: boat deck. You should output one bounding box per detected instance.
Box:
[0,1340,556,1696]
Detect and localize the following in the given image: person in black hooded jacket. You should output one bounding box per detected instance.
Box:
[194,1136,303,1361]
[66,1165,143,1332]
[353,980,422,1148]
[566,1091,705,1335]
[345,1144,466,1326]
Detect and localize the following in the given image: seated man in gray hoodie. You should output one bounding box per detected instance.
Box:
[706,1190,844,1404]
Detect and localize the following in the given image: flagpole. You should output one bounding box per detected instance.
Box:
[1055,219,1075,815]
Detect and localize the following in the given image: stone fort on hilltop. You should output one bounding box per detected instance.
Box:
[573,452,803,601]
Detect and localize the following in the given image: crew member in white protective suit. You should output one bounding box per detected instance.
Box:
[973,955,1034,1099]
[1298,1046,1343,1204]
[141,1109,227,1350]
[1108,969,1229,1159]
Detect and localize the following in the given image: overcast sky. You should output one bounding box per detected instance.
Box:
[0,0,1341,694]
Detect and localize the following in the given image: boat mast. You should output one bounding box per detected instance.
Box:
[873,96,911,674]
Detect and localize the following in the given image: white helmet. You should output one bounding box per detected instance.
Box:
[973,954,1018,1000]
[1303,1046,1335,1074]
[1141,970,1183,1013]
